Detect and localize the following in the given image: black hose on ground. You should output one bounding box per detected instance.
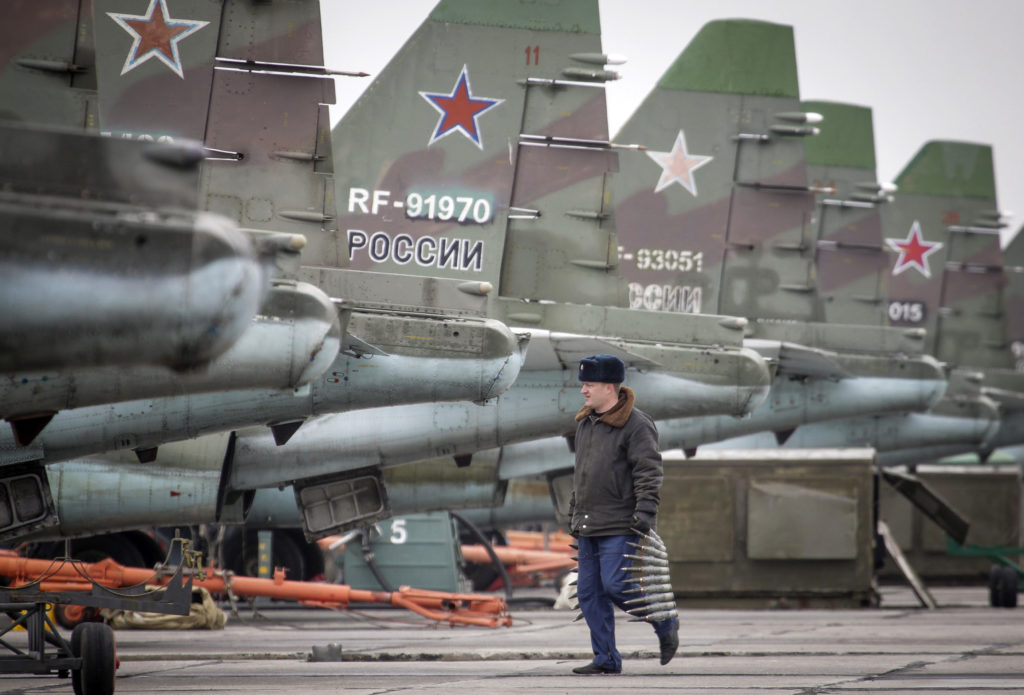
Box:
[449,511,514,602]
[360,528,394,593]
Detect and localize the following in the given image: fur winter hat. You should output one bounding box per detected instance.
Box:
[578,354,625,383]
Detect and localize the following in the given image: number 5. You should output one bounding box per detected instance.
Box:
[390,518,408,544]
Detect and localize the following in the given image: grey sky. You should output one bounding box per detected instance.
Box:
[322,0,1022,246]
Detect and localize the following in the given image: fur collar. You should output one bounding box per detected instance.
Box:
[574,386,635,427]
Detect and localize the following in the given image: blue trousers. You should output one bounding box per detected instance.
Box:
[577,534,677,670]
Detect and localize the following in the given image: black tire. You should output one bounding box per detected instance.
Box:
[996,566,1019,609]
[989,564,1003,607]
[77,622,116,695]
[70,623,84,695]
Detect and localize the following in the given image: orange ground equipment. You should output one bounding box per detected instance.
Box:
[0,540,201,695]
[0,551,512,629]
[504,530,575,554]
[461,544,576,586]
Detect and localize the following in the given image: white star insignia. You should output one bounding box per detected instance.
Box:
[646,130,714,196]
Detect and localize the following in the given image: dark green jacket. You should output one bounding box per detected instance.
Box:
[569,387,663,537]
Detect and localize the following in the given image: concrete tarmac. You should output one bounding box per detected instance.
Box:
[2,586,1023,694]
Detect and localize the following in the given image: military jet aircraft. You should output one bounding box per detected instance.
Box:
[422,27,1024,523]
[981,226,1024,453]
[5,0,773,545]
[1,0,527,458]
[81,0,773,475]
[0,1,341,443]
[443,21,953,499]
[0,0,531,539]
[458,112,1024,527]
[703,137,1011,461]
[271,0,781,535]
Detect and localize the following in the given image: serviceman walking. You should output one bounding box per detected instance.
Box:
[569,354,679,674]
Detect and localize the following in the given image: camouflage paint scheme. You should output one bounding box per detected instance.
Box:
[802,100,891,327]
[0,0,535,541]
[985,228,1024,450]
[465,23,1024,523]
[705,138,1013,461]
[15,0,774,541]
[330,0,621,302]
[614,20,816,321]
[94,0,339,243]
[886,141,1006,367]
[13,3,1020,545]
[329,0,770,408]
[608,20,945,404]
[474,23,952,492]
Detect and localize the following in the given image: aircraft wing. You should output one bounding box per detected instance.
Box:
[744,339,851,380]
[520,329,661,372]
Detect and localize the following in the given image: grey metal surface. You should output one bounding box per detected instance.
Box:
[658,449,876,604]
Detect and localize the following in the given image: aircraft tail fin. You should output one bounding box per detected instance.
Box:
[93,0,336,240]
[612,18,815,321]
[1005,227,1024,266]
[331,0,625,306]
[656,19,799,97]
[801,100,889,325]
[888,141,1006,367]
[1005,226,1024,351]
[895,141,997,201]
[801,101,876,172]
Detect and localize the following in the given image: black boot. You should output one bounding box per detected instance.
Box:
[658,621,679,665]
[572,662,621,675]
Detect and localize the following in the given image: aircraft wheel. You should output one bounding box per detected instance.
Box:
[989,565,1019,608]
[72,622,116,695]
[989,565,1001,606]
[70,623,83,695]
[998,566,1019,608]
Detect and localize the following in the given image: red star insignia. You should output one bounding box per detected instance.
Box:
[886,221,944,278]
[107,0,209,79]
[419,65,503,149]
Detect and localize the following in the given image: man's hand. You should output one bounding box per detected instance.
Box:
[632,509,656,534]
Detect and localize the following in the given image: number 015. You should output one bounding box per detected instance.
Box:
[888,301,924,323]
